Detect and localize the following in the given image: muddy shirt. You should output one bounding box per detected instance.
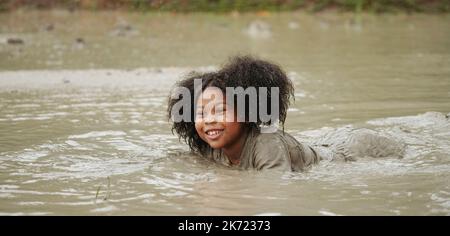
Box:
[204,129,321,171]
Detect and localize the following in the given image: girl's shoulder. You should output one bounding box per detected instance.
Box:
[248,129,320,171]
[251,129,300,147]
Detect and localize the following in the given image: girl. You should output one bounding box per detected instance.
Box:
[167,56,321,171]
[167,56,405,171]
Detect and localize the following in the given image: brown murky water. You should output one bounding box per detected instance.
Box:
[0,10,449,215]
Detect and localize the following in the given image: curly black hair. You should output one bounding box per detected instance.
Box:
[167,55,294,155]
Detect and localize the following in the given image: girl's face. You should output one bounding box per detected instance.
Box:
[195,87,245,150]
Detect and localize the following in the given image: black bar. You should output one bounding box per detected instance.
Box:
[0,216,446,235]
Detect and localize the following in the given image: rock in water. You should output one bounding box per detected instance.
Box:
[110,20,139,37]
[74,37,85,50]
[7,38,24,45]
[76,38,85,44]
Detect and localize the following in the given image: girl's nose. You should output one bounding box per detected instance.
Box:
[203,113,216,124]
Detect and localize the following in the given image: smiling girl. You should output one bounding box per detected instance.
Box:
[167,56,321,171]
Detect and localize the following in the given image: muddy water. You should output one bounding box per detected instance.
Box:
[0,11,449,215]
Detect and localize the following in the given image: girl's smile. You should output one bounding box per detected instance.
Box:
[204,128,224,140]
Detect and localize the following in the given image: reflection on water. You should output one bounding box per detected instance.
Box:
[0,11,449,215]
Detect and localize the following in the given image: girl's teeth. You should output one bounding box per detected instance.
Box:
[207,130,221,135]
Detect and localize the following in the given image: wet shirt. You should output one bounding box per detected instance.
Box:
[204,129,321,171]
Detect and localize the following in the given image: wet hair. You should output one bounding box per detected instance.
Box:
[167,55,294,155]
